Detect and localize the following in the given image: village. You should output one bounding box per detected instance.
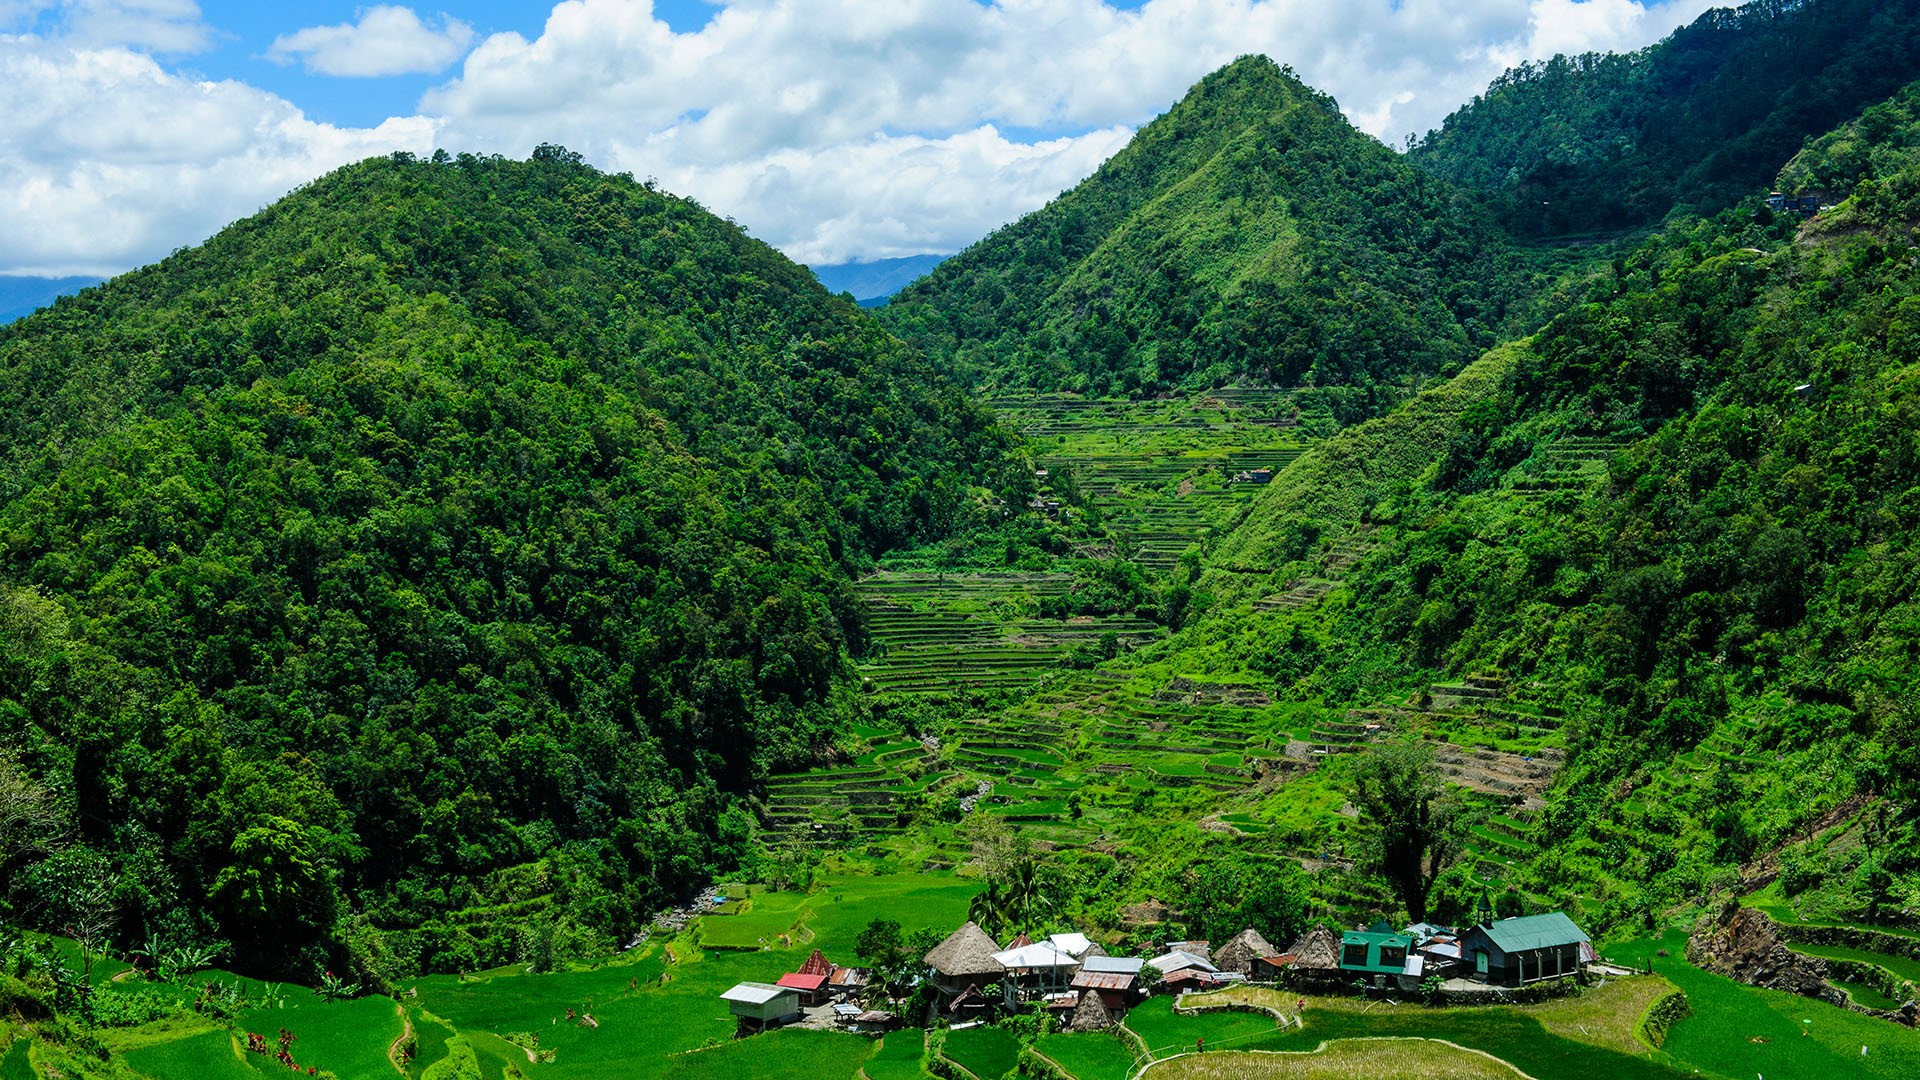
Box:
[720,907,1604,1040]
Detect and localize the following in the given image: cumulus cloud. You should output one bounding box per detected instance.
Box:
[2,1,1727,273]
[417,0,1719,261]
[0,35,435,274]
[268,6,476,78]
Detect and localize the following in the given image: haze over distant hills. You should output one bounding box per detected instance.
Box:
[809,254,950,306]
[0,275,99,324]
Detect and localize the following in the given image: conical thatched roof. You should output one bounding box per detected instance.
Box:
[1081,942,1108,960]
[799,949,831,976]
[1214,928,1278,975]
[1069,988,1114,1032]
[1006,932,1034,949]
[1286,925,1342,971]
[925,921,1006,978]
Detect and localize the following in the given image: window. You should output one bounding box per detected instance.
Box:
[1380,946,1406,966]
[1342,944,1368,967]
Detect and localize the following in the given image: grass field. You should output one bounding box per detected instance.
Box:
[1174,987,1686,1080]
[865,1030,930,1080]
[1613,927,1920,1080]
[0,1040,34,1080]
[1139,1038,1522,1079]
[1125,996,1291,1059]
[1035,1030,1137,1080]
[943,1023,1024,1079]
[658,1027,878,1080]
[1787,941,1920,984]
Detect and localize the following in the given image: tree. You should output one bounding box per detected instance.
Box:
[1348,739,1469,923]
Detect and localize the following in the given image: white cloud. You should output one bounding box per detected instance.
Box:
[0,35,435,274]
[0,1,1728,274]
[51,0,209,53]
[268,6,476,78]
[417,0,1720,262]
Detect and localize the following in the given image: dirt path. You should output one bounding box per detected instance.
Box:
[386,1001,414,1076]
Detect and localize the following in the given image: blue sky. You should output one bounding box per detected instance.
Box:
[0,1,1717,277]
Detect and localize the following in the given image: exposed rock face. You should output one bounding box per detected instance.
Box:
[1688,905,1843,1005]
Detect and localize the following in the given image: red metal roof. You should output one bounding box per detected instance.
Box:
[798,949,832,976]
[776,972,829,991]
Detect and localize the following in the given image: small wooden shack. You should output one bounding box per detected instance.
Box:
[720,982,801,1034]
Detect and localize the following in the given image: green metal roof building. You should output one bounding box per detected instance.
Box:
[1458,912,1591,987]
[1338,930,1415,977]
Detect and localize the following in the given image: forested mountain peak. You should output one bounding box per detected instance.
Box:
[1409,0,1920,236]
[0,148,1018,976]
[879,56,1531,416]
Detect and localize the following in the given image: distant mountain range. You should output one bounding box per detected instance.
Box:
[809,254,949,305]
[0,275,100,323]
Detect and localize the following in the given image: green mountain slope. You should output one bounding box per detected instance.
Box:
[881,56,1531,416]
[1410,0,1920,236]
[0,148,1017,975]
[1191,92,1920,932]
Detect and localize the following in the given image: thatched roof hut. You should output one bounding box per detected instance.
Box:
[1214,928,1278,975]
[1285,925,1342,972]
[1068,988,1115,1032]
[925,921,1006,979]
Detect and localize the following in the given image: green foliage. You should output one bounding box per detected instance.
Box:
[1411,0,1920,236]
[1347,740,1471,923]
[0,150,1016,976]
[1174,852,1311,947]
[883,57,1531,409]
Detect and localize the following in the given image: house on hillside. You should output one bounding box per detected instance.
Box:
[1281,925,1343,979]
[925,921,1006,1017]
[1339,927,1419,990]
[720,982,802,1034]
[1070,955,1146,1016]
[1214,928,1278,976]
[1457,912,1592,986]
[992,939,1081,1004]
[775,970,829,1006]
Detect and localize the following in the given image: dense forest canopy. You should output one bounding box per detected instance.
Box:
[1195,116,1920,932]
[1410,0,1920,236]
[879,56,1547,419]
[0,149,1021,978]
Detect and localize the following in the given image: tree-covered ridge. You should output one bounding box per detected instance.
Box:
[880,56,1532,415]
[1409,0,1920,236]
[0,150,1020,978]
[1198,131,1920,932]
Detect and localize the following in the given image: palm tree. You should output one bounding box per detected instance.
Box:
[969,880,1010,938]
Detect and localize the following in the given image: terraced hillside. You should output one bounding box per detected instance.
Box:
[856,571,1162,693]
[1000,390,1311,568]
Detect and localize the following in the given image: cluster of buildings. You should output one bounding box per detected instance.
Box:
[1281,911,1595,992]
[719,948,890,1036]
[923,923,1290,1031]
[722,910,1594,1038]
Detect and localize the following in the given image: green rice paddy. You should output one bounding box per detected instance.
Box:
[942,1023,1024,1078]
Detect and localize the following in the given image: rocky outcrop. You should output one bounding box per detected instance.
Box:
[1689,905,1845,1004]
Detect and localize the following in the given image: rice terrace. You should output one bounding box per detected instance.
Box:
[7,1,1920,1077]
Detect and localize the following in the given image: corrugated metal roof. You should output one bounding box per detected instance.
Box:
[1071,970,1138,991]
[1150,949,1214,973]
[993,942,1078,969]
[777,972,828,991]
[1082,955,1145,974]
[721,982,795,1005]
[1478,912,1589,953]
